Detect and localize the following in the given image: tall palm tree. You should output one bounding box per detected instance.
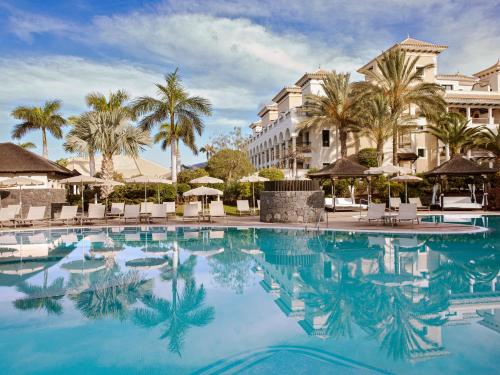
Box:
[153,120,199,168]
[17,142,36,150]
[131,69,212,182]
[299,71,364,158]
[86,108,151,196]
[426,112,484,157]
[357,49,446,164]
[85,90,130,112]
[64,113,99,176]
[358,94,393,166]
[200,144,215,161]
[477,127,500,167]
[11,100,67,158]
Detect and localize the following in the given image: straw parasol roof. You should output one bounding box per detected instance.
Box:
[425,154,497,176]
[0,142,73,176]
[308,158,368,178]
[390,175,423,182]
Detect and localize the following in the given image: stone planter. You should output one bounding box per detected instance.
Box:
[260,190,325,223]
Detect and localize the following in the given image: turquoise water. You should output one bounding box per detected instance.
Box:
[0,219,499,374]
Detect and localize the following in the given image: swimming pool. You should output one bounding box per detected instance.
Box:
[0,219,499,374]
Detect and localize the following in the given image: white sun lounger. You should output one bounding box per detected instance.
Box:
[0,207,17,228]
[359,204,386,224]
[53,206,78,226]
[148,204,167,224]
[390,197,401,210]
[392,203,419,225]
[442,196,482,210]
[140,202,154,215]
[123,204,141,223]
[236,200,251,215]
[7,205,21,216]
[163,201,176,217]
[408,197,430,211]
[183,203,200,222]
[107,202,125,218]
[209,201,227,223]
[15,206,46,227]
[81,204,106,225]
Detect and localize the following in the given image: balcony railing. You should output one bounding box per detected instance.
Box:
[296,141,312,153]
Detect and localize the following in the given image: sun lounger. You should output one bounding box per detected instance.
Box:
[358,204,386,224]
[140,202,154,215]
[81,204,105,225]
[389,197,401,210]
[0,207,17,228]
[334,197,368,211]
[15,206,46,227]
[163,201,176,217]
[107,202,125,218]
[325,197,333,210]
[208,201,227,222]
[408,197,430,211]
[236,200,251,215]
[148,204,167,224]
[123,204,140,223]
[392,203,419,225]
[52,206,78,226]
[257,200,260,211]
[442,196,482,210]
[183,203,200,222]
[7,205,21,217]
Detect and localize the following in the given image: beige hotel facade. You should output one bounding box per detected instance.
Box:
[246,38,500,176]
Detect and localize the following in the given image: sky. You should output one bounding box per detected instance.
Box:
[0,0,499,168]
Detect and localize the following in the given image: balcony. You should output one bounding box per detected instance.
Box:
[296,141,312,155]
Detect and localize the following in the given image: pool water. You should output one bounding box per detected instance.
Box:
[0,219,499,374]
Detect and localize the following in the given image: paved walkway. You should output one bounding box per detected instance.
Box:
[0,210,491,235]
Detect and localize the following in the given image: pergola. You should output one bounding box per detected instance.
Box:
[309,158,368,210]
[425,154,497,208]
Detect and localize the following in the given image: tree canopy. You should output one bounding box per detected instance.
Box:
[207,149,254,182]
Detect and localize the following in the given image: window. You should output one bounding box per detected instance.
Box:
[417,148,426,158]
[323,163,330,167]
[322,130,330,147]
[442,84,453,91]
[416,67,424,78]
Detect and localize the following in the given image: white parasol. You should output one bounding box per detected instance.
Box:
[189,176,224,184]
[183,186,223,214]
[125,175,172,203]
[365,164,412,209]
[389,174,423,202]
[0,176,44,207]
[238,174,269,211]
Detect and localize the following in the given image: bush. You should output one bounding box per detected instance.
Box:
[358,148,378,167]
[177,168,208,184]
[108,183,177,204]
[259,167,284,181]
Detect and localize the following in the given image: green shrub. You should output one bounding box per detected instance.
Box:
[177,168,208,184]
[259,167,284,181]
[358,148,378,167]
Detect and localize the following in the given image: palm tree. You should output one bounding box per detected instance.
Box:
[14,270,65,315]
[358,94,393,166]
[200,144,215,161]
[11,100,67,158]
[477,127,500,167]
[357,49,446,164]
[153,120,199,168]
[426,112,484,157]
[299,71,363,158]
[17,142,36,150]
[85,90,130,112]
[64,113,99,176]
[86,108,151,196]
[131,69,212,182]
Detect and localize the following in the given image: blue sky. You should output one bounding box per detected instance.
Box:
[1,0,499,168]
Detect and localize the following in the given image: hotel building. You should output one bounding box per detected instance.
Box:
[246,38,500,176]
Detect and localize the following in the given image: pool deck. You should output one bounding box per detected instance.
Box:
[0,210,492,235]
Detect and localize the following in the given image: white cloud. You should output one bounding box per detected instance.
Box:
[7,13,72,42]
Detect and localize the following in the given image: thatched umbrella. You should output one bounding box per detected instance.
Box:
[309,158,368,210]
[425,155,497,207]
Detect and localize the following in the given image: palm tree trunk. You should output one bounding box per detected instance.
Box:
[101,154,115,198]
[339,128,348,158]
[42,128,48,159]
[176,139,181,175]
[377,143,384,166]
[171,140,177,183]
[89,151,96,177]
[392,122,398,165]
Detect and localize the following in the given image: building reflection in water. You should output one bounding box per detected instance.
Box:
[1,226,499,362]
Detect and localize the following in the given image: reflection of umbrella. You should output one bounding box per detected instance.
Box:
[190,248,224,257]
[239,174,269,211]
[125,257,168,270]
[183,186,223,213]
[189,176,223,184]
[61,259,106,273]
[125,175,172,203]
[0,176,44,207]
[390,174,423,203]
[0,261,45,275]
